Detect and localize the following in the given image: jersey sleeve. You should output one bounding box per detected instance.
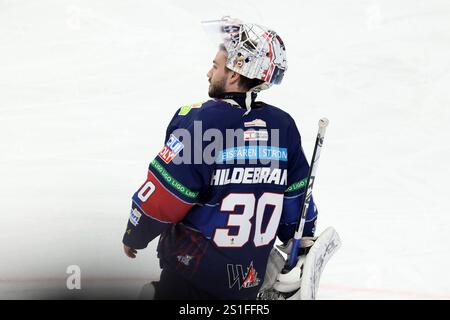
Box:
[123,106,211,249]
[277,118,318,244]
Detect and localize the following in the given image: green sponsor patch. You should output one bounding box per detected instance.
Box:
[150,159,199,199]
[178,105,192,116]
[178,102,204,116]
[285,177,308,193]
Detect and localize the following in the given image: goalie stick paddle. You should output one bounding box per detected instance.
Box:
[285,118,329,270]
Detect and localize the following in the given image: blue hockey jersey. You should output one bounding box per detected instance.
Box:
[122,92,317,299]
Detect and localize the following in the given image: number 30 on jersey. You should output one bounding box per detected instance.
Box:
[213,192,284,248]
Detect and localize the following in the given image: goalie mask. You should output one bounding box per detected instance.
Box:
[202,16,288,92]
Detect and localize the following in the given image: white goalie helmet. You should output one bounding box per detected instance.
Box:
[202,16,287,92]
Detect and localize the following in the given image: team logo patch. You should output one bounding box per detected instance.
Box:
[129,208,142,226]
[177,254,194,266]
[244,119,266,127]
[244,130,268,141]
[158,134,184,164]
[227,261,261,290]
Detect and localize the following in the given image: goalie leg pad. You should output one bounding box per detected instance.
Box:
[261,227,341,300]
[259,247,285,292]
[138,282,156,300]
[294,226,341,300]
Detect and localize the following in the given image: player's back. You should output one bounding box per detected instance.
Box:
[157,97,300,299]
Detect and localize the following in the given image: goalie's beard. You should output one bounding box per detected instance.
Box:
[208,77,227,98]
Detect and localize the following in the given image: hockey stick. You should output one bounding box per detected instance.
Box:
[285,118,329,270]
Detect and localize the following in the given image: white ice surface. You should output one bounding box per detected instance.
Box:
[1,0,450,299]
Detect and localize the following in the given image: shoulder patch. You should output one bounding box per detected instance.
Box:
[178,102,204,116]
[244,119,267,128]
[129,208,142,226]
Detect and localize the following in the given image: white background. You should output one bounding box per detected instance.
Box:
[1,0,449,299]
